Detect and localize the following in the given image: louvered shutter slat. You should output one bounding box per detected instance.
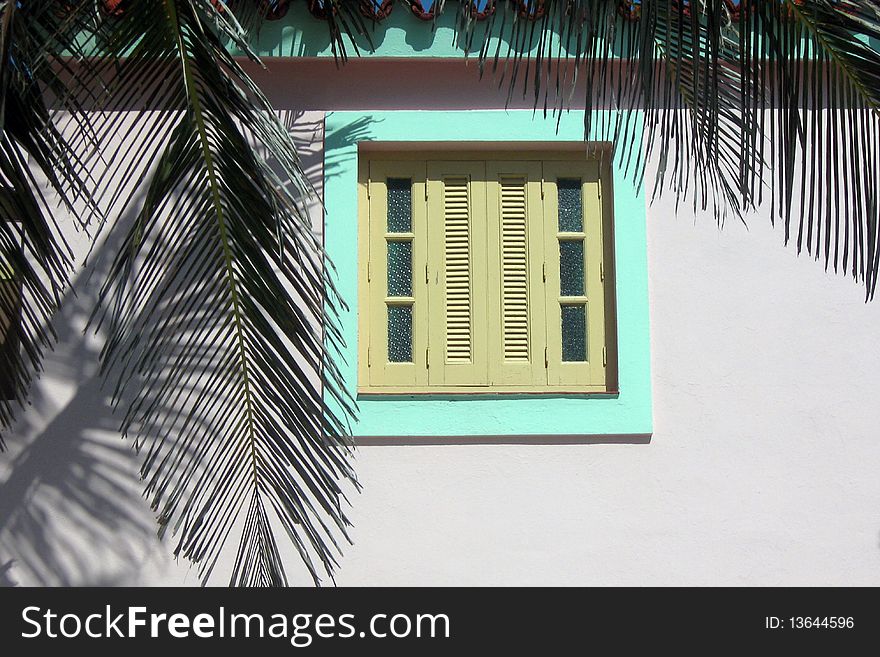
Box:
[444,178,472,363]
[500,178,530,362]
[427,163,489,386]
[486,162,546,387]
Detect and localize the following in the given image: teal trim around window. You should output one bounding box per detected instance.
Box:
[324,110,652,437]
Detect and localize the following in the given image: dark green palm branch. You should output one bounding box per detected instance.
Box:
[0,1,99,442]
[87,0,357,586]
[431,0,880,296]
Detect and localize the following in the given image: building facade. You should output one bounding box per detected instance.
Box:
[1,3,880,586]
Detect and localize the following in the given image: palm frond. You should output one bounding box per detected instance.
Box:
[418,0,880,297]
[88,0,357,586]
[0,1,100,443]
[760,0,880,293]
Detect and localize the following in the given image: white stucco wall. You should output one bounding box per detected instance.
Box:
[324,193,880,587]
[2,75,880,587]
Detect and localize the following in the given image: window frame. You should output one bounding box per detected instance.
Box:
[357,149,618,396]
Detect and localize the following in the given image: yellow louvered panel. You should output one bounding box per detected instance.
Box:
[428,162,489,386]
[443,177,472,362]
[486,162,546,387]
[500,177,529,362]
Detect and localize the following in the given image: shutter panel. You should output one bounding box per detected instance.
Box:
[500,179,529,361]
[486,162,546,386]
[427,162,489,386]
[364,160,429,390]
[542,160,607,389]
[442,177,473,362]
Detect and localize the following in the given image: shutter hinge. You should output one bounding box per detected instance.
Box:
[425,263,429,284]
[425,183,428,203]
[367,177,371,200]
[367,346,371,368]
[603,346,607,367]
[540,177,545,199]
[542,262,546,282]
[367,261,371,282]
[425,347,429,369]
[600,261,604,282]
[544,346,548,368]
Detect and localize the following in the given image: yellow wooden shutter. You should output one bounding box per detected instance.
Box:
[542,161,607,389]
[486,162,547,386]
[426,162,489,386]
[360,152,613,394]
[363,160,429,389]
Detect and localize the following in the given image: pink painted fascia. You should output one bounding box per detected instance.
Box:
[241,57,621,111]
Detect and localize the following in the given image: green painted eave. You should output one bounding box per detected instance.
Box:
[238,4,622,59]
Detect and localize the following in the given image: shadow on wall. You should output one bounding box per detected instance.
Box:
[0,559,17,586]
[250,4,430,57]
[270,111,376,217]
[0,199,163,586]
[248,4,594,59]
[323,113,378,178]
[0,109,359,586]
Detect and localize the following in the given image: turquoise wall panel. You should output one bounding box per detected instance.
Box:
[324,110,652,436]
[246,4,618,59]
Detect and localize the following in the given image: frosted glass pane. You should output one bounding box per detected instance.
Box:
[561,305,587,362]
[387,178,412,233]
[388,305,413,363]
[387,241,412,297]
[559,240,585,296]
[557,179,582,232]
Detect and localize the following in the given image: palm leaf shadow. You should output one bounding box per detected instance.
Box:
[0,107,374,586]
[0,197,168,586]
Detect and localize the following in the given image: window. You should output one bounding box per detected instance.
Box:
[358,151,616,394]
